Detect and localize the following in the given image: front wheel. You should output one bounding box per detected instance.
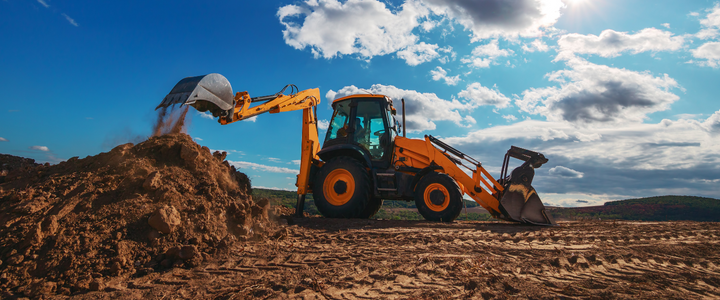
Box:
[313,157,374,218]
[414,172,463,222]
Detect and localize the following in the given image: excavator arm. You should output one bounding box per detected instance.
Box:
[156,74,322,202]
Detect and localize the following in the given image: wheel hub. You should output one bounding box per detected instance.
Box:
[333,180,347,195]
[429,189,445,205]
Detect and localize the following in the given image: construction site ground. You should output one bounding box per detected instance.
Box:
[73,218,720,299]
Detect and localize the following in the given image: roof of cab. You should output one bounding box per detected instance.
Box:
[332,94,388,104]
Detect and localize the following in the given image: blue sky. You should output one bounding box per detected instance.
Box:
[1,0,719,207]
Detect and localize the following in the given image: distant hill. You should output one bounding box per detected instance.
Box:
[548,195,720,222]
[253,189,720,222]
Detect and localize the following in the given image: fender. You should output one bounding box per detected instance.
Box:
[317,144,372,167]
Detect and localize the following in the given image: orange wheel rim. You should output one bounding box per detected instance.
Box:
[424,183,449,212]
[323,169,355,206]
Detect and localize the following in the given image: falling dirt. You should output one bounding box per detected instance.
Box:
[152,105,190,137]
[0,133,282,298]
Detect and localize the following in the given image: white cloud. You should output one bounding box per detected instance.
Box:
[266,157,282,163]
[422,0,565,41]
[37,0,49,8]
[30,146,50,152]
[246,116,258,122]
[278,0,426,60]
[502,115,517,122]
[62,13,78,27]
[521,39,549,53]
[439,112,720,201]
[193,137,203,141]
[548,166,584,178]
[661,23,670,29]
[198,111,214,119]
[396,42,450,66]
[228,160,299,174]
[690,41,720,68]
[290,160,302,165]
[327,83,512,132]
[318,119,330,130]
[556,28,685,59]
[277,0,564,64]
[461,39,513,68]
[517,58,680,124]
[0,137,7,142]
[699,4,720,29]
[457,83,511,108]
[254,186,295,192]
[429,66,461,85]
[327,84,472,132]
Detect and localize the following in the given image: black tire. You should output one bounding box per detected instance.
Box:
[361,197,384,219]
[414,172,463,222]
[313,157,373,218]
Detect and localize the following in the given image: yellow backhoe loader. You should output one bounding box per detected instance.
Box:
[157,74,556,225]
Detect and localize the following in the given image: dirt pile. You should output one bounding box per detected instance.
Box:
[0,154,42,184]
[0,133,277,297]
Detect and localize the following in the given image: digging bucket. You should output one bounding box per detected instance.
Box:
[156,73,234,117]
[499,162,556,226]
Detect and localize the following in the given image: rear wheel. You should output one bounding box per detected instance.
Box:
[414,172,463,222]
[313,157,374,218]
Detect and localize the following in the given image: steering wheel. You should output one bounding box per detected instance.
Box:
[373,129,385,137]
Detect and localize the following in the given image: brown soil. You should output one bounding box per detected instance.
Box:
[61,219,719,299]
[0,133,280,298]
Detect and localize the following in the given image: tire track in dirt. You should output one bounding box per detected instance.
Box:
[73,220,720,299]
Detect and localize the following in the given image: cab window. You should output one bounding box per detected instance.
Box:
[325,100,350,142]
[354,101,388,160]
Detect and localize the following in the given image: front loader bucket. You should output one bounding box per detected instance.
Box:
[500,184,556,226]
[499,162,556,226]
[156,73,234,116]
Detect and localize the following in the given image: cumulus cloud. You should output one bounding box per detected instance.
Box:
[690,41,720,68]
[457,82,511,108]
[228,161,299,174]
[696,4,720,39]
[278,0,426,60]
[396,42,451,66]
[30,146,50,152]
[502,115,517,122]
[461,39,514,68]
[0,137,7,142]
[327,83,511,132]
[318,119,330,130]
[548,166,584,178]
[277,0,564,63]
[422,0,565,41]
[521,39,549,53]
[429,66,461,85]
[517,58,680,124]
[327,84,471,131]
[556,28,684,59]
[440,113,720,202]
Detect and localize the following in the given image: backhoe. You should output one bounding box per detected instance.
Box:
[157,74,556,225]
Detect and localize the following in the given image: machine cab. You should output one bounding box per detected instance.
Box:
[320,94,399,168]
